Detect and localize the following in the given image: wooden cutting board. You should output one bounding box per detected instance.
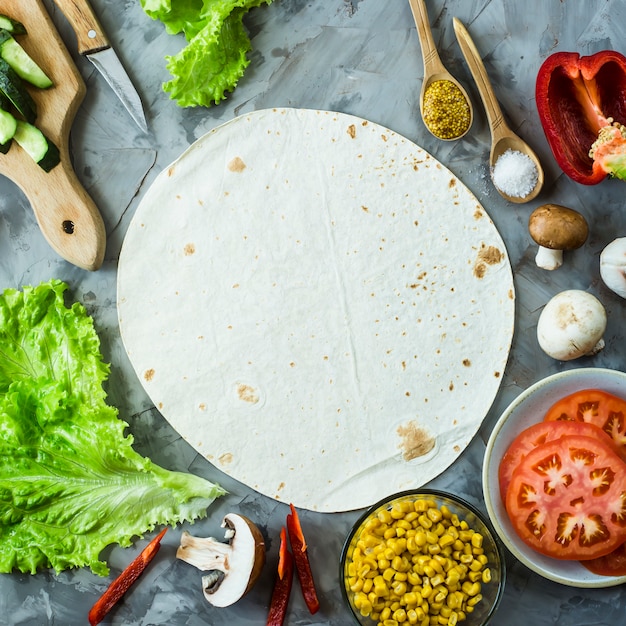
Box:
[0,0,105,271]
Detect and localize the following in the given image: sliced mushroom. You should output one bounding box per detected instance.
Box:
[528,204,588,270]
[600,237,626,298]
[176,513,266,607]
[537,290,606,361]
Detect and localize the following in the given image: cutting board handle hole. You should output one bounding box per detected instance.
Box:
[62,220,75,234]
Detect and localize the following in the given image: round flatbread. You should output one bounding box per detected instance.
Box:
[117,108,514,512]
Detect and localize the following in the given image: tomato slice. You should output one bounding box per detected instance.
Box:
[505,434,626,560]
[499,420,622,498]
[581,541,626,577]
[543,389,626,460]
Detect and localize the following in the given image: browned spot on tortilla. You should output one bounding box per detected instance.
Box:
[144,368,155,382]
[453,444,461,453]
[184,243,195,256]
[397,421,436,460]
[473,243,503,278]
[237,383,259,404]
[362,206,369,212]
[347,124,357,138]
[462,359,471,367]
[228,156,246,172]
[199,403,207,410]
[277,482,285,492]
[474,209,483,220]
[449,381,454,391]
[494,371,501,378]
[448,178,456,188]
[381,134,388,142]
[167,166,175,176]
[218,452,233,465]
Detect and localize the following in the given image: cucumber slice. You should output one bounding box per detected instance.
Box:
[0,29,52,89]
[0,106,17,144]
[0,15,26,36]
[0,57,36,123]
[13,120,59,172]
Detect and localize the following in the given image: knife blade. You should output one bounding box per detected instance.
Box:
[51,0,148,133]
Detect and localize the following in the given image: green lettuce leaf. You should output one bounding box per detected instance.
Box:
[140,0,272,107]
[0,280,225,575]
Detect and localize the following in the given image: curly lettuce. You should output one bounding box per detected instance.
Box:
[0,280,225,575]
[140,0,272,107]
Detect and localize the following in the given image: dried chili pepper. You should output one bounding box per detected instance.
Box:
[535,50,626,184]
[266,526,294,626]
[88,528,168,625]
[286,503,320,615]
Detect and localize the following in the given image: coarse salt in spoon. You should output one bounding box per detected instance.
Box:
[453,17,544,203]
[408,0,473,141]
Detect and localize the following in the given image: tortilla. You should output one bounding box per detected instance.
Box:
[117,108,514,512]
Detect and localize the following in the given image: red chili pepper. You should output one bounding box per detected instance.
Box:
[266,527,294,626]
[286,503,320,615]
[535,50,626,185]
[88,528,168,626]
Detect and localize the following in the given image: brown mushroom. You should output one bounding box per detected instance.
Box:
[528,204,588,270]
[176,513,266,607]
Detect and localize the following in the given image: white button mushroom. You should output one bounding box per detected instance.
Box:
[176,513,266,607]
[528,204,588,270]
[537,290,606,361]
[600,237,626,298]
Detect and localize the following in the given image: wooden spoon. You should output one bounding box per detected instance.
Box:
[0,0,106,270]
[453,17,544,203]
[408,0,473,141]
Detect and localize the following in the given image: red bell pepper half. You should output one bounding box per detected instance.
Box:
[88,527,168,626]
[286,503,320,614]
[535,50,626,184]
[266,527,294,626]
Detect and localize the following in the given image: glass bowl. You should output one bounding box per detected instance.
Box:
[483,367,626,588]
[340,489,505,626]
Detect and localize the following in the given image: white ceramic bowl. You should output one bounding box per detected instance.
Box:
[483,367,626,588]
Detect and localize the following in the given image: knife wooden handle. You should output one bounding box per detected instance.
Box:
[52,0,110,54]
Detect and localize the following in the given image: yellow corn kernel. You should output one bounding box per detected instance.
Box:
[468,570,482,583]
[393,608,408,623]
[350,578,364,593]
[383,568,396,582]
[385,527,398,540]
[471,533,483,550]
[482,568,492,584]
[427,507,443,523]
[378,510,393,524]
[461,581,481,597]
[438,533,455,549]
[467,593,483,607]
[393,581,408,596]
[418,514,433,529]
[415,532,428,548]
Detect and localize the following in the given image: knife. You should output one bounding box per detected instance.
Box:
[51,0,148,133]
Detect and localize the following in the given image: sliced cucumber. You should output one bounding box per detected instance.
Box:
[0,106,16,144]
[13,120,59,172]
[0,57,36,123]
[0,29,52,89]
[0,15,26,36]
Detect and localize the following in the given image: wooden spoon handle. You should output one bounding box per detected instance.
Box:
[52,0,109,54]
[453,17,509,141]
[408,0,446,75]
